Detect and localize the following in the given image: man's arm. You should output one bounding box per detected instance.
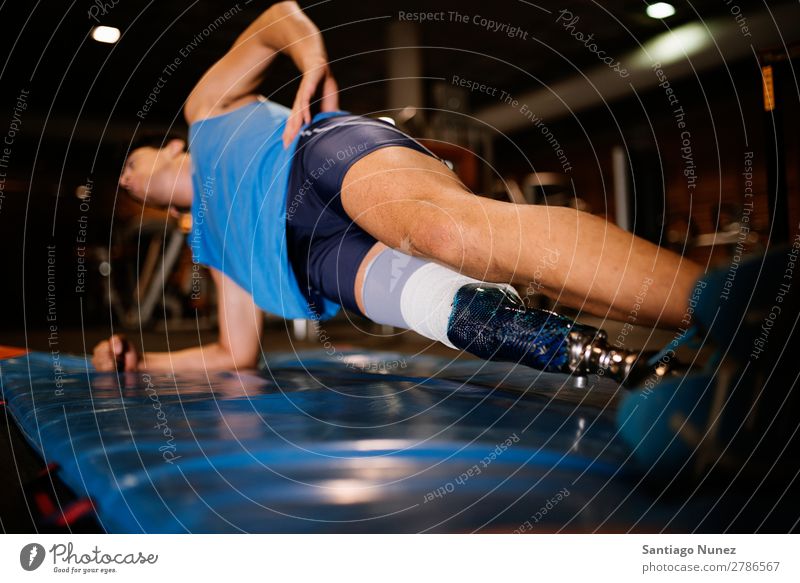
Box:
[93,268,263,372]
[184,1,334,125]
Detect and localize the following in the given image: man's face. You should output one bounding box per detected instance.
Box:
[119,140,184,206]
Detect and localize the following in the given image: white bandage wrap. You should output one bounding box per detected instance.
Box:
[398,262,518,349]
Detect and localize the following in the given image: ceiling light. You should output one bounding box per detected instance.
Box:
[643,22,708,65]
[91,26,120,44]
[646,2,676,19]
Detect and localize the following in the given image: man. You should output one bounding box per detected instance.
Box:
[94,1,706,383]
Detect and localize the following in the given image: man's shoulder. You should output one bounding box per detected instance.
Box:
[186,95,272,127]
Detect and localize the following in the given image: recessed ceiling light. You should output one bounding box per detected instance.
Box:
[644,23,708,65]
[91,26,120,44]
[646,2,676,19]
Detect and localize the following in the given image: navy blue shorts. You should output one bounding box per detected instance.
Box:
[285,115,437,316]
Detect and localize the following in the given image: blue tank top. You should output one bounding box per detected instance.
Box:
[188,98,346,320]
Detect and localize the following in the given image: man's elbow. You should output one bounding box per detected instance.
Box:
[259,1,299,26]
[225,347,261,370]
[272,1,301,13]
[232,355,260,370]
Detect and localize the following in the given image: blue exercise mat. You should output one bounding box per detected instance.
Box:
[0,348,733,532]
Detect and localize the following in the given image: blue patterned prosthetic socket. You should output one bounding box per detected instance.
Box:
[446,283,593,373]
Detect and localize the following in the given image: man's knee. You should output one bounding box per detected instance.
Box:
[406,212,507,281]
[406,217,463,260]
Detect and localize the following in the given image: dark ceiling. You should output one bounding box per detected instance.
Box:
[0,0,780,141]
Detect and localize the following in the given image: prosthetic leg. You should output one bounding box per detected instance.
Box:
[361,248,675,387]
[446,283,675,386]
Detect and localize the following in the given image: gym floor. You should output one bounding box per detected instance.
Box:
[0,317,678,532]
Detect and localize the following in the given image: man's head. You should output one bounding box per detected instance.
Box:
[119,132,190,208]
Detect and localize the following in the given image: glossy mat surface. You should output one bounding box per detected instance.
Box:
[0,349,725,532]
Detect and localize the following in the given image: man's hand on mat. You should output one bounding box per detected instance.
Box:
[93,334,138,372]
[282,64,339,148]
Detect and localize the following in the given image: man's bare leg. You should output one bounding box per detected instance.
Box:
[353,241,678,385]
[342,147,703,330]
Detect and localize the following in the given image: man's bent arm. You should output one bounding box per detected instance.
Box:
[140,342,254,372]
[141,267,264,372]
[185,1,329,123]
[253,1,329,74]
[94,268,264,373]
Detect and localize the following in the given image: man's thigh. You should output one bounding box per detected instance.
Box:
[340,146,477,253]
[340,145,535,285]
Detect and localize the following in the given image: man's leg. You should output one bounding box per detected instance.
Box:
[342,146,703,330]
[353,243,671,386]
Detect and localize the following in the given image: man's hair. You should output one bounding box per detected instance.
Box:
[125,130,186,159]
[117,130,188,209]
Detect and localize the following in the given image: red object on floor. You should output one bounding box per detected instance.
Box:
[34,491,57,517]
[38,462,60,478]
[0,345,27,359]
[53,498,96,527]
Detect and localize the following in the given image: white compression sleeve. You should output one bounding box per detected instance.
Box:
[362,248,518,349]
[399,263,481,348]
